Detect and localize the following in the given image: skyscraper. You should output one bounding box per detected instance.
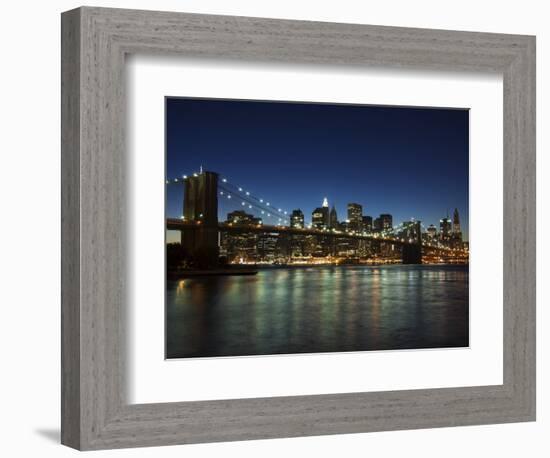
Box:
[440,216,452,244]
[373,217,382,232]
[451,208,463,248]
[380,214,393,232]
[427,224,437,239]
[453,208,462,237]
[226,210,261,225]
[347,203,363,232]
[312,198,329,229]
[290,209,304,229]
[290,210,306,258]
[221,210,260,262]
[329,205,338,229]
[362,215,373,232]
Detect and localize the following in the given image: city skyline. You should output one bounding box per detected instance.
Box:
[166,97,469,242]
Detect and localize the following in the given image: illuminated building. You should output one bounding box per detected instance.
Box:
[347,203,363,232]
[440,216,452,244]
[221,210,260,262]
[380,214,393,232]
[450,208,463,248]
[258,232,280,262]
[226,210,261,225]
[398,220,422,242]
[290,209,304,229]
[312,198,330,229]
[362,215,373,232]
[453,208,461,235]
[289,209,307,257]
[427,224,437,239]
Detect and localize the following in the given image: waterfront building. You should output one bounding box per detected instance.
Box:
[347,203,363,232]
[373,217,382,232]
[440,216,452,245]
[362,215,373,233]
[289,209,306,258]
[290,209,305,229]
[312,198,330,229]
[257,232,280,262]
[450,208,463,248]
[221,210,260,263]
[380,213,393,232]
[453,208,462,235]
[398,220,422,243]
[226,210,261,226]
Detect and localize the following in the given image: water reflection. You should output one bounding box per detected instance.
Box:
[166,265,469,358]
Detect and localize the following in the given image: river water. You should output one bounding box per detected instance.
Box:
[166,265,468,359]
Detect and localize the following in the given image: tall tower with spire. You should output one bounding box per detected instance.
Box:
[329,205,338,229]
[453,208,461,235]
[451,208,463,248]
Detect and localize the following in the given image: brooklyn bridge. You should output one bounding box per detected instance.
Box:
[166,170,464,267]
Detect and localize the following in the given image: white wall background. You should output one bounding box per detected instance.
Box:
[0,1,546,456]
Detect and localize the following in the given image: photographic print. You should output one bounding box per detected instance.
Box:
[165,97,469,359]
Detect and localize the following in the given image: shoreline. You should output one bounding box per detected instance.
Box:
[167,262,469,279]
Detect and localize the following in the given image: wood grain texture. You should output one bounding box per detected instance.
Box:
[61,6,536,450]
[61,7,81,450]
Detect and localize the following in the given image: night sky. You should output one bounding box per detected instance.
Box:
[166,97,469,241]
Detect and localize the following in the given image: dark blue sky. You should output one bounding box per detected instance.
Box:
[166,97,468,239]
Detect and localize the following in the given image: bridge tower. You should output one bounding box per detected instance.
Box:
[182,171,219,268]
[402,221,423,264]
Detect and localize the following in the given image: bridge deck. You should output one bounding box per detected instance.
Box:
[166,218,452,251]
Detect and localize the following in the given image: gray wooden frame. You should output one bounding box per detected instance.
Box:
[61,6,536,451]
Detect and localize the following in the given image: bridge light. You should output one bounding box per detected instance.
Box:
[165,180,169,184]
[284,211,287,215]
[238,187,243,192]
[261,211,265,214]
[199,213,203,218]
[182,175,187,179]
[193,173,198,177]
[227,195,231,199]
[266,202,270,206]
[246,191,250,196]
[242,202,245,206]
[220,191,224,195]
[278,208,282,212]
[260,199,263,203]
[222,178,227,183]
[248,205,252,209]
[174,178,178,182]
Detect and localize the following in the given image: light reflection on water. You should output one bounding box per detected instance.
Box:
[166,265,468,359]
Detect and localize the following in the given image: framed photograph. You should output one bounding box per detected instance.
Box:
[61,6,535,450]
